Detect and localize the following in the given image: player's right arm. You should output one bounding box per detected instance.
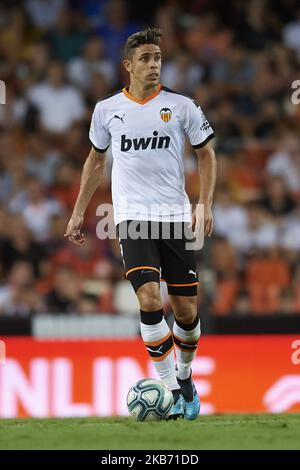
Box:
[64,147,107,246]
[65,102,110,246]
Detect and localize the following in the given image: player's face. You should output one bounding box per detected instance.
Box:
[126,44,161,87]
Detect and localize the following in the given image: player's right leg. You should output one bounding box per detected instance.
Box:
[117,220,184,418]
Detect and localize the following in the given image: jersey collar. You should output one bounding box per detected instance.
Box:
[122,84,162,105]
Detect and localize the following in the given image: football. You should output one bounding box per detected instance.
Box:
[127,378,174,421]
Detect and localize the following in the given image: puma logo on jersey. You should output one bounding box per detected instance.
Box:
[114,114,125,123]
[121,131,171,152]
[189,269,197,277]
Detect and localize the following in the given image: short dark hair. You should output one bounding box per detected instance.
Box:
[124,27,162,59]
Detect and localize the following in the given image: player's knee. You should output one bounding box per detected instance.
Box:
[137,283,162,312]
[173,297,198,325]
[176,309,197,325]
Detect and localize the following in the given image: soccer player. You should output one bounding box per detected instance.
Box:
[65,27,216,420]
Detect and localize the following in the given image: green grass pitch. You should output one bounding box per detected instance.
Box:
[0,414,299,450]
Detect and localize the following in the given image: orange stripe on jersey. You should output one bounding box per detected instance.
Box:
[144,332,172,348]
[125,266,160,278]
[122,84,162,105]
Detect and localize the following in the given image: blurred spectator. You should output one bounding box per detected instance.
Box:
[67,36,116,90]
[48,214,69,252]
[44,267,80,313]
[230,204,278,253]
[259,176,296,217]
[283,7,300,58]
[86,72,112,107]
[280,202,300,251]
[76,292,100,315]
[0,160,12,204]
[1,158,27,208]
[0,215,46,277]
[161,51,204,95]
[25,133,62,185]
[27,61,86,133]
[0,8,31,63]
[70,0,107,29]
[50,161,79,212]
[254,100,281,138]
[182,15,232,63]
[0,261,43,317]
[240,0,279,50]
[246,249,290,314]
[0,207,12,280]
[62,123,90,162]
[211,45,256,92]
[279,288,296,315]
[25,0,66,30]
[10,178,63,242]
[96,0,141,64]
[0,130,26,203]
[292,266,300,313]
[27,41,51,80]
[213,187,248,239]
[47,8,87,62]
[233,290,252,316]
[211,237,240,315]
[52,233,104,277]
[212,99,242,151]
[266,133,300,195]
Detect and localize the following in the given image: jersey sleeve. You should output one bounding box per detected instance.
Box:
[89,103,111,152]
[184,99,215,149]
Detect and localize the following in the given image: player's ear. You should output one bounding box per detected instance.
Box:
[123,59,132,73]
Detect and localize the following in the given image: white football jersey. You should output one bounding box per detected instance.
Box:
[89,85,214,225]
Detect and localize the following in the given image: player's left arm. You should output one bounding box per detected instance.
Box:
[184,97,217,238]
[192,141,217,237]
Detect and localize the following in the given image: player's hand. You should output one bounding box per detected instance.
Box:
[203,203,214,237]
[191,202,214,238]
[64,214,85,246]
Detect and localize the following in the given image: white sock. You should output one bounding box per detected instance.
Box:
[140,309,180,391]
[173,315,201,380]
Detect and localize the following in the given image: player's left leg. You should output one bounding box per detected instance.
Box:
[169,294,201,420]
[159,222,201,420]
[136,281,185,419]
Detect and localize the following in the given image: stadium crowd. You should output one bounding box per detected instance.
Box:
[0,0,300,317]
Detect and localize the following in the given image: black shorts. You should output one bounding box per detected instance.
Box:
[117,221,199,296]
